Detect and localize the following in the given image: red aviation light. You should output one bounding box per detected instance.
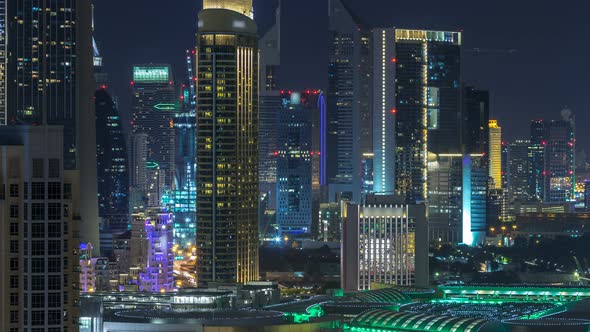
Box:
[391,109,397,114]
[391,57,397,63]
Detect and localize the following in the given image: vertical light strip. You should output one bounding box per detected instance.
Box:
[422,41,429,200]
[462,155,473,246]
[381,31,387,191]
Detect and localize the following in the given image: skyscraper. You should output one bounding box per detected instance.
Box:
[96,88,130,256]
[327,0,371,203]
[195,0,259,285]
[163,51,197,251]
[530,120,547,201]
[373,29,462,204]
[275,91,325,235]
[258,3,281,234]
[0,126,80,331]
[131,65,176,192]
[508,140,532,203]
[463,87,490,155]
[489,120,502,189]
[6,0,99,254]
[544,110,576,202]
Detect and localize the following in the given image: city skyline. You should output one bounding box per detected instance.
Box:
[94,0,590,152]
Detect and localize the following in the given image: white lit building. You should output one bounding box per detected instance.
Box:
[342,195,428,291]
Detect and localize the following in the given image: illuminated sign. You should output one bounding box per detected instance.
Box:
[133,66,169,83]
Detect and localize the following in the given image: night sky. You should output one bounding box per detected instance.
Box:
[94,0,590,153]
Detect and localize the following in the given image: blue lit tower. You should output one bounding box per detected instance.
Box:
[164,50,197,250]
[276,91,325,235]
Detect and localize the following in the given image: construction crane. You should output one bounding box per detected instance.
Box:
[465,48,518,55]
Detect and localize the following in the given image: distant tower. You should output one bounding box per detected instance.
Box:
[530,120,547,201]
[131,65,176,194]
[96,88,130,256]
[544,110,575,202]
[196,0,259,285]
[327,0,372,203]
[489,120,502,189]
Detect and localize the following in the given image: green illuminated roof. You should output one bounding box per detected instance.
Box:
[133,66,170,83]
[439,285,590,298]
[350,288,411,304]
[350,309,497,332]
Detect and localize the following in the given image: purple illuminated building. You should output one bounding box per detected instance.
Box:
[140,211,175,292]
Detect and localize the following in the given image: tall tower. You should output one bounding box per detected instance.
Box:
[373,29,462,204]
[488,120,502,189]
[530,120,547,201]
[96,88,130,255]
[196,0,259,285]
[327,0,371,203]
[131,65,176,194]
[6,0,99,252]
[544,110,575,202]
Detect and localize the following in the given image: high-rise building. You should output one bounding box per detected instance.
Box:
[275,91,325,235]
[428,153,487,245]
[341,195,429,291]
[428,154,463,243]
[327,0,371,203]
[463,87,490,155]
[544,110,576,202]
[131,65,176,192]
[6,0,99,254]
[317,202,342,242]
[96,88,130,256]
[259,3,281,188]
[530,120,547,201]
[195,0,259,285]
[372,29,462,204]
[508,140,532,203]
[164,51,197,251]
[462,154,488,245]
[0,126,80,332]
[489,120,502,189]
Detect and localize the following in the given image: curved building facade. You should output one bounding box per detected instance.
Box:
[195,2,259,285]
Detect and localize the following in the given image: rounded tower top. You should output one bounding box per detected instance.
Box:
[203,0,253,18]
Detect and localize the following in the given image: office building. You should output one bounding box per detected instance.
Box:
[259,3,281,188]
[7,0,99,254]
[544,110,576,202]
[530,120,547,201]
[129,133,149,199]
[489,120,502,189]
[317,202,342,242]
[372,29,462,204]
[96,88,130,256]
[508,140,532,203]
[131,64,176,192]
[327,0,371,202]
[462,154,488,245]
[276,91,324,235]
[195,0,259,285]
[428,153,487,245]
[0,126,80,332]
[165,111,197,250]
[463,87,490,155]
[428,154,463,243]
[361,153,374,197]
[342,195,428,291]
[164,52,197,251]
